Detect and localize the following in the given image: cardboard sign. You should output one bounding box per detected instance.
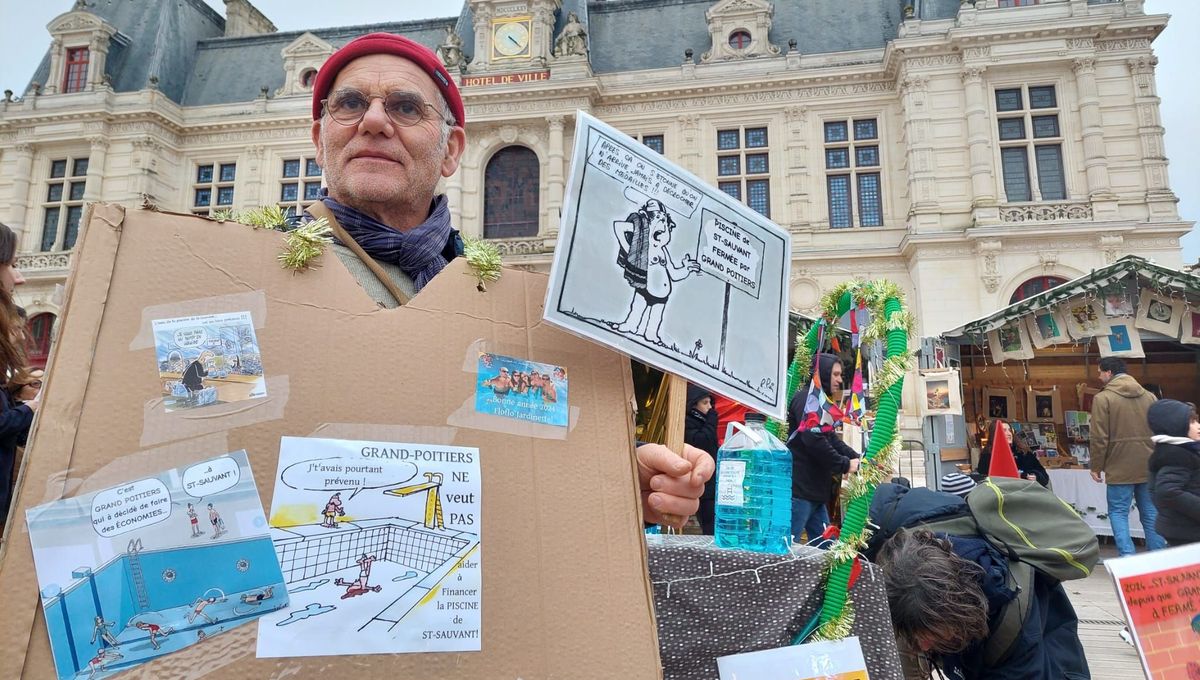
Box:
[545,112,790,418]
[0,204,661,679]
[1106,543,1200,679]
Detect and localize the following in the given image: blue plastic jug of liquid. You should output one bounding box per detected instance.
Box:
[713,413,792,554]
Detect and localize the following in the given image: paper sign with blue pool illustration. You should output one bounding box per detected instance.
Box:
[152,311,266,412]
[258,436,482,657]
[25,451,286,680]
[475,352,568,427]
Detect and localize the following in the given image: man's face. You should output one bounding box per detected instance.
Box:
[830,362,843,392]
[1099,368,1113,384]
[312,54,465,227]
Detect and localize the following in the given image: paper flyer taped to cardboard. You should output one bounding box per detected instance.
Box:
[152,311,266,412]
[544,111,790,418]
[258,436,481,657]
[25,451,286,680]
[718,637,869,679]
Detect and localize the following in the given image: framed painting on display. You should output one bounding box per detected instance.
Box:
[982,386,1018,422]
[1097,320,1145,358]
[1134,289,1185,337]
[1026,386,1063,424]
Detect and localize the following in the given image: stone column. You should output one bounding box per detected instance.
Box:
[962,66,999,223]
[900,74,938,228]
[82,137,108,202]
[44,38,64,95]
[468,5,493,73]
[545,114,565,237]
[782,105,810,229]
[1127,55,1176,219]
[1072,58,1116,210]
[238,145,264,210]
[87,34,111,89]
[8,144,35,242]
[677,114,701,175]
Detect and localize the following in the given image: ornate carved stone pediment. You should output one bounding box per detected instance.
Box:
[702,0,780,63]
[277,32,334,98]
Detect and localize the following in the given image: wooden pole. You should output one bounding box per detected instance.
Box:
[660,373,690,529]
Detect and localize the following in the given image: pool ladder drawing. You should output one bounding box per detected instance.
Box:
[385,472,445,530]
[127,538,150,612]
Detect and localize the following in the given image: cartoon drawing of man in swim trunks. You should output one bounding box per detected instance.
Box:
[335,554,382,599]
[321,493,345,528]
[240,586,274,606]
[612,199,700,346]
[133,620,170,650]
[86,647,123,679]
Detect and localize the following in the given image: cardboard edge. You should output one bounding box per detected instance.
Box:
[0,201,126,672]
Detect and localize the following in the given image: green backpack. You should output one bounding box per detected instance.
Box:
[919,477,1099,665]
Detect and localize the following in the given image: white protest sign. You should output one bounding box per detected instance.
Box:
[717,636,869,679]
[544,111,790,418]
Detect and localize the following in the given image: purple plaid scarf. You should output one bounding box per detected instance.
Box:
[320,194,453,291]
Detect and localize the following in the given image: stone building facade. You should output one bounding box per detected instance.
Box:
[0,0,1189,367]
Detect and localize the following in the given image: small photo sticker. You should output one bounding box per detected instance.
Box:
[475,353,569,427]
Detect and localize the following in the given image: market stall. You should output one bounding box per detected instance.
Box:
[930,256,1200,525]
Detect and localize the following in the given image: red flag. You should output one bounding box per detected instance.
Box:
[987,420,1020,479]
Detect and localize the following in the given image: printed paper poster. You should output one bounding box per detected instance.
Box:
[257,437,481,657]
[1106,543,1200,680]
[152,311,266,412]
[25,451,286,680]
[544,111,790,419]
[475,352,568,427]
[717,636,869,679]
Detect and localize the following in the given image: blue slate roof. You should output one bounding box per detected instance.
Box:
[24,0,947,106]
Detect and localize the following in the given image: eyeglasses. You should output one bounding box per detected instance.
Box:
[322,89,451,128]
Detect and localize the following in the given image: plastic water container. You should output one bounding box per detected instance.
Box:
[713,413,792,554]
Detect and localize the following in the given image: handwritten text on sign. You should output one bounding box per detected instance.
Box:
[696,209,765,299]
[586,136,702,218]
[1119,563,1200,625]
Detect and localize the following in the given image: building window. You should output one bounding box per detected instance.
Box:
[300,68,317,89]
[279,157,323,217]
[484,146,540,239]
[998,0,1038,6]
[41,157,88,251]
[1009,276,1067,304]
[193,162,237,215]
[639,134,664,155]
[728,30,751,50]
[62,47,89,93]
[824,118,882,228]
[994,84,1066,203]
[27,313,56,368]
[716,125,770,217]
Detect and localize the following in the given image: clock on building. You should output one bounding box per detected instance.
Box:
[492,16,532,59]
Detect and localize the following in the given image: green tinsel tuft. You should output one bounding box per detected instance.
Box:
[277,217,332,271]
[241,204,290,231]
[462,236,503,290]
[812,608,855,643]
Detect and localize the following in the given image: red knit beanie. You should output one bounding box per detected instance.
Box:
[311,32,465,127]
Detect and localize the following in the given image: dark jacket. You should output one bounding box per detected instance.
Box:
[0,390,34,520]
[867,484,1091,680]
[684,384,720,501]
[181,359,208,392]
[787,353,858,503]
[1147,400,1200,545]
[1015,451,1049,487]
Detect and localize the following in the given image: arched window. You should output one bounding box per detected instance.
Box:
[1009,276,1068,304]
[728,30,751,50]
[484,146,540,239]
[28,312,56,369]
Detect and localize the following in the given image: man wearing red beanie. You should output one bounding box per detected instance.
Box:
[305,33,712,529]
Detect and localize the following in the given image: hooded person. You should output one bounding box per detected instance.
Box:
[786,353,860,545]
[1146,399,1200,546]
[684,383,720,534]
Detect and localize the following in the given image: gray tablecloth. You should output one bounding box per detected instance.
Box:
[648,534,903,680]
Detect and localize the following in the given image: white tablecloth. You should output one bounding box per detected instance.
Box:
[1046,468,1144,538]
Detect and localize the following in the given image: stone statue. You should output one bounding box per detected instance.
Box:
[437,26,466,69]
[553,12,588,58]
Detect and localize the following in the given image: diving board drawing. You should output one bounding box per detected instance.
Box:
[544,111,790,418]
[25,451,286,680]
[257,436,481,657]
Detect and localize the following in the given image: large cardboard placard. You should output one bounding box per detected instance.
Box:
[0,204,661,679]
[1106,544,1200,680]
[544,112,790,418]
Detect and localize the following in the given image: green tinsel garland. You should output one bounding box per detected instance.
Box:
[278,219,333,271]
[462,236,504,291]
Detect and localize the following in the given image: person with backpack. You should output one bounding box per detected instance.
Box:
[1146,399,1200,546]
[866,478,1096,679]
